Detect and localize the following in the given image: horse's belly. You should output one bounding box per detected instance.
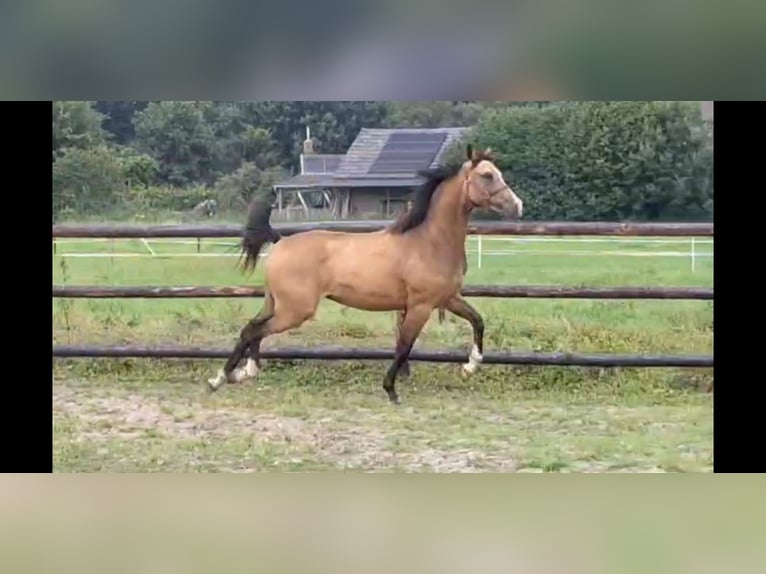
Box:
[327,282,404,311]
[322,235,406,310]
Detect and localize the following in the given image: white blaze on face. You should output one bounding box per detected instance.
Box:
[490,165,522,217]
[508,187,523,217]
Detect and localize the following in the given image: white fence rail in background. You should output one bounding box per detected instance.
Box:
[472,236,713,271]
[53,235,714,271]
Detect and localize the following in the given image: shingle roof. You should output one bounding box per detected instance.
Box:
[325,177,425,188]
[274,127,470,190]
[273,174,335,189]
[335,127,469,177]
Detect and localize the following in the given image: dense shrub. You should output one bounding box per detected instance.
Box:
[53,100,712,223]
[213,162,287,210]
[52,145,125,216]
[470,101,713,221]
[125,184,211,212]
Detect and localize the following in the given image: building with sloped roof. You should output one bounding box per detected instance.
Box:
[273,126,470,220]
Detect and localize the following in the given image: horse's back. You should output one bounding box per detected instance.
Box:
[265,229,399,273]
[265,228,409,311]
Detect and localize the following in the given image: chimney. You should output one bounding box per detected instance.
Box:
[299,126,314,175]
[302,126,314,154]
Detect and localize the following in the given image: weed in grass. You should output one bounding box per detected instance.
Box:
[56,258,74,343]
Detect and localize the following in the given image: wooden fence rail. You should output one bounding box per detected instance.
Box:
[52,220,714,238]
[52,285,714,300]
[52,345,714,367]
[51,221,714,371]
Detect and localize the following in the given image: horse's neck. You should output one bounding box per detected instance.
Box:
[423,177,470,255]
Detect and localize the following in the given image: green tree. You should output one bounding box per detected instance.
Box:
[383,101,550,129]
[384,101,485,128]
[204,103,281,175]
[114,146,159,188]
[52,101,107,160]
[213,162,287,211]
[472,101,712,221]
[52,145,126,216]
[241,126,280,167]
[94,101,150,144]
[241,101,389,170]
[132,101,221,186]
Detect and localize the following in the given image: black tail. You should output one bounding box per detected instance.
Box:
[240,195,281,273]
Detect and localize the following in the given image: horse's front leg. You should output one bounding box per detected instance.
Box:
[443,295,485,376]
[395,310,410,378]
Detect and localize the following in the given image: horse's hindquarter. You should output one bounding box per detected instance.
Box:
[262,231,327,296]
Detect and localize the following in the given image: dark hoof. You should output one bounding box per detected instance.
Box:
[388,395,400,405]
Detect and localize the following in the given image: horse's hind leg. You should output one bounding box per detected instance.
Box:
[383,304,431,404]
[227,293,276,384]
[398,307,450,377]
[208,290,315,391]
[233,291,278,383]
[395,310,410,378]
[238,342,262,381]
[207,312,271,391]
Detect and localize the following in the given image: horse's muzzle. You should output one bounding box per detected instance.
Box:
[511,197,523,219]
[492,197,523,219]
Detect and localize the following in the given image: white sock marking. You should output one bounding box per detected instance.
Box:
[244,358,259,377]
[208,369,227,389]
[231,359,259,383]
[462,344,483,375]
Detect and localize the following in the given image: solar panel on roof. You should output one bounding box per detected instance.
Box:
[387,132,447,143]
[369,132,448,174]
[371,162,432,173]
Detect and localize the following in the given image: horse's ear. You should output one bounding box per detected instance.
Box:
[467,143,483,167]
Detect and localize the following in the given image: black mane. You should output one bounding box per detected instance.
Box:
[387,163,462,234]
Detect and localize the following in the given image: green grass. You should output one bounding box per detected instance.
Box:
[52,234,714,473]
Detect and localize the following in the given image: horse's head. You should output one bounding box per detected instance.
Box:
[462,144,523,219]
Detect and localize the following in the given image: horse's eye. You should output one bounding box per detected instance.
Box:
[481,172,494,181]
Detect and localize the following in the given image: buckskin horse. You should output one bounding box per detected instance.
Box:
[207,145,523,404]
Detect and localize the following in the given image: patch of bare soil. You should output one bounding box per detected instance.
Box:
[53,384,315,453]
[53,383,516,472]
